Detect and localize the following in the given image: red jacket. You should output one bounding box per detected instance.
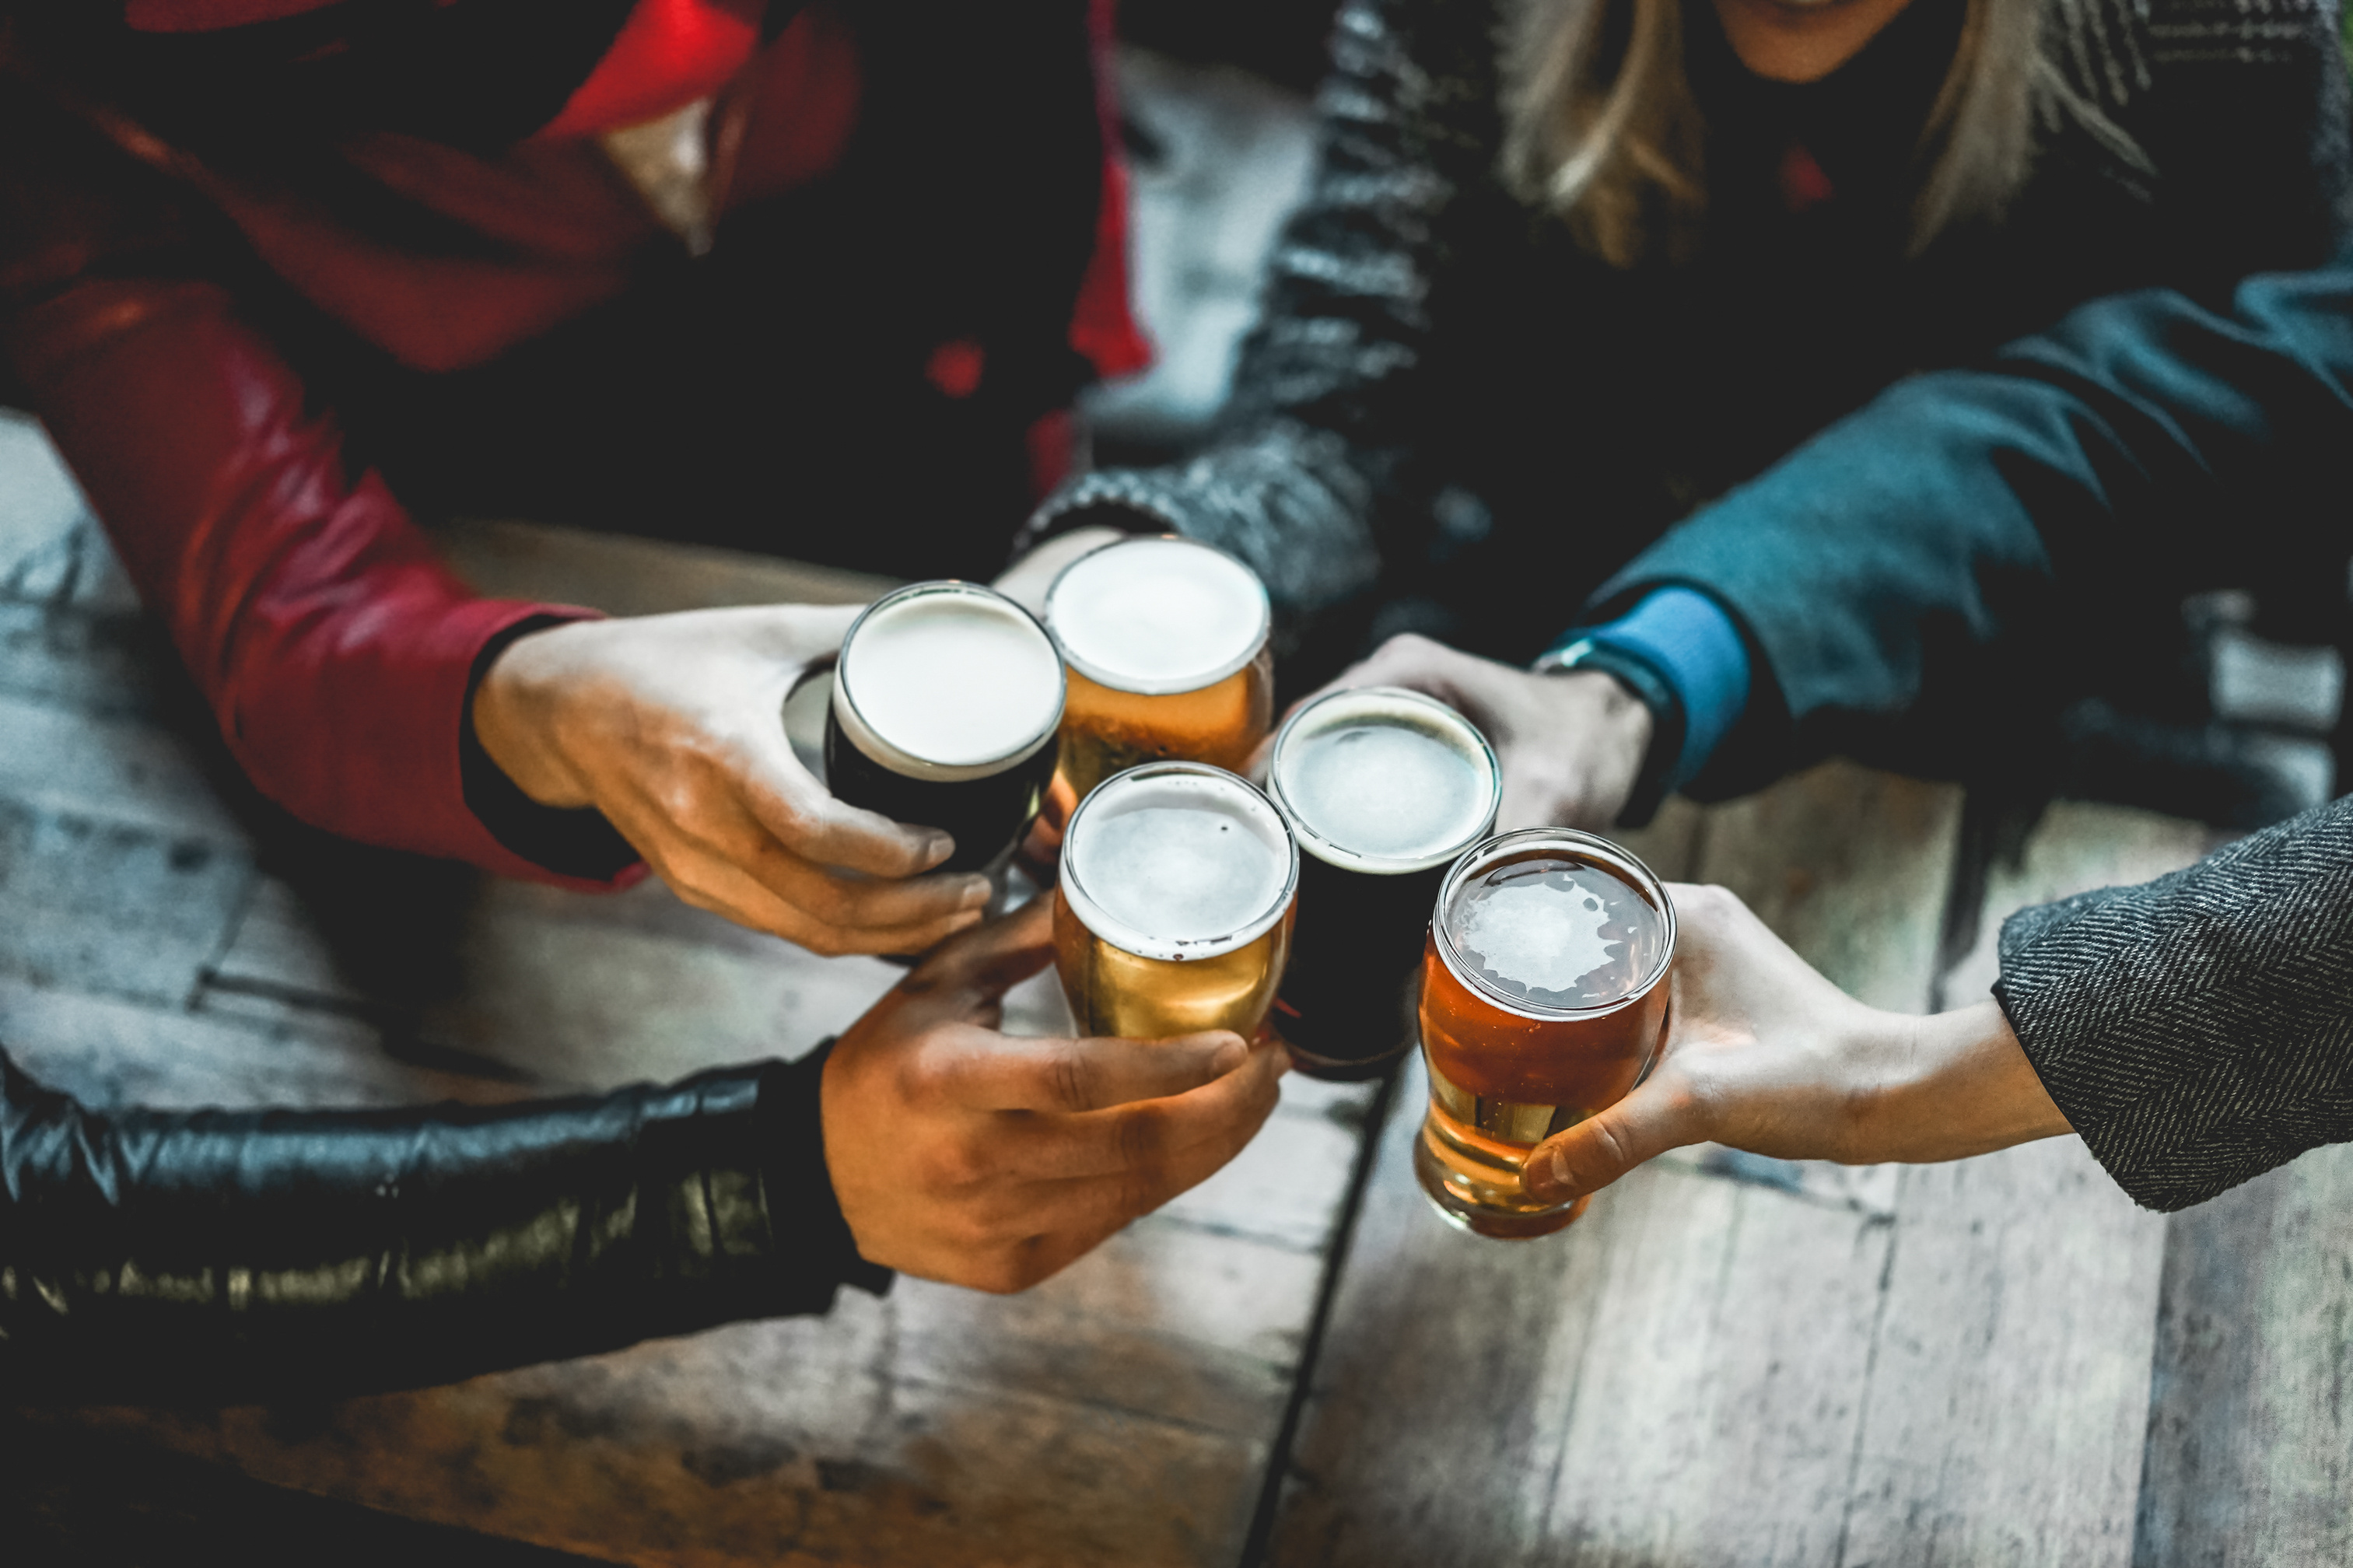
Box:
[2,0,1147,887]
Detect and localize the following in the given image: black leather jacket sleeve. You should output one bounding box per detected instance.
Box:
[0,1043,888,1404]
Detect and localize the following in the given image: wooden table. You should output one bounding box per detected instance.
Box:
[5,421,2348,1565]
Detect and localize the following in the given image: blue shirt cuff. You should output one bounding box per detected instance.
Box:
[1556,586,1752,790]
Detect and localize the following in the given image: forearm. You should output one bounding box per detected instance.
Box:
[1582,263,2353,795]
[8,274,632,886]
[0,1047,876,1403]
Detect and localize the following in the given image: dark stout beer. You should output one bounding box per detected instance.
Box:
[825,581,1065,877]
[1415,830,1675,1239]
[1043,536,1273,817]
[1264,687,1500,1080]
[1052,762,1298,1040]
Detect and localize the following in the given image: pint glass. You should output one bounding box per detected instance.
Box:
[1415,829,1676,1239]
[1052,761,1299,1041]
[1264,687,1500,1080]
[825,581,1066,877]
[1043,536,1275,814]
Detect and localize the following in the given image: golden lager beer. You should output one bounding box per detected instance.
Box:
[1264,687,1500,1080]
[1042,536,1274,819]
[1052,761,1299,1041]
[1415,830,1675,1239]
[825,581,1066,877]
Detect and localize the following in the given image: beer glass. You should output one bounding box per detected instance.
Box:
[1052,761,1299,1041]
[1415,829,1675,1239]
[825,581,1066,877]
[1042,536,1275,816]
[1264,687,1500,1080]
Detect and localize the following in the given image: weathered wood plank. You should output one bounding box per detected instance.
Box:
[1839,1144,2165,1568]
[0,411,140,615]
[1833,800,2213,1568]
[0,691,243,841]
[435,516,898,616]
[2,1410,608,1568]
[0,796,250,1008]
[1694,760,1963,1012]
[2133,1146,2353,1566]
[1265,761,1959,1568]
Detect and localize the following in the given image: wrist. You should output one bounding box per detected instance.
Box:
[473,623,597,808]
[1865,1000,2073,1161]
[1531,658,1665,826]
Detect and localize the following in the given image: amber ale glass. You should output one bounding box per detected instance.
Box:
[1052,761,1299,1041]
[1265,687,1500,1080]
[825,581,1066,877]
[1416,829,1676,1239]
[1042,536,1274,819]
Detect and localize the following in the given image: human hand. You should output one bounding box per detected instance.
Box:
[1309,633,1653,830]
[992,523,1128,615]
[472,605,991,955]
[821,899,1287,1291]
[1520,884,2074,1205]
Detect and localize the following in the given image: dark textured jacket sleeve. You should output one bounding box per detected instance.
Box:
[1584,257,2353,795]
[1581,0,2353,795]
[1994,792,2353,1212]
[0,1044,886,1404]
[1019,0,1505,637]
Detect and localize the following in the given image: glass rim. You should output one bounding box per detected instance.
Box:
[1043,534,1273,696]
[1430,828,1678,1022]
[832,579,1066,782]
[1266,685,1503,875]
[1059,761,1301,963]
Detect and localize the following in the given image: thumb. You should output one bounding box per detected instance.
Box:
[1519,1077,1702,1202]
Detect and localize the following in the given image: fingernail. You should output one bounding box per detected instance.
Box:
[1521,1146,1565,1200]
[956,877,994,911]
[924,833,957,867]
[1209,1037,1249,1076]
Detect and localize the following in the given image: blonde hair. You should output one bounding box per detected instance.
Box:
[1501,0,2144,268]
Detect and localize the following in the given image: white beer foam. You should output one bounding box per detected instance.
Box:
[1048,537,1269,693]
[1456,874,1630,1004]
[1064,767,1295,958]
[842,592,1063,767]
[1081,807,1287,943]
[1284,723,1492,863]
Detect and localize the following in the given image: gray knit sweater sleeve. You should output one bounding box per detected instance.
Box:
[1994,793,2353,1213]
[1020,0,1505,635]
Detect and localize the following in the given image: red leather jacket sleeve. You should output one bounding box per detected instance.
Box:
[9,273,640,889]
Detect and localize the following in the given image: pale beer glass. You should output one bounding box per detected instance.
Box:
[1264,687,1500,1080]
[1416,829,1675,1238]
[825,581,1066,877]
[1042,536,1274,817]
[1052,761,1299,1041]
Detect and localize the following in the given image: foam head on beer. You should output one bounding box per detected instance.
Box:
[835,583,1064,776]
[1445,854,1671,1013]
[1062,765,1296,961]
[1271,688,1499,870]
[1045,536,1271,695]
